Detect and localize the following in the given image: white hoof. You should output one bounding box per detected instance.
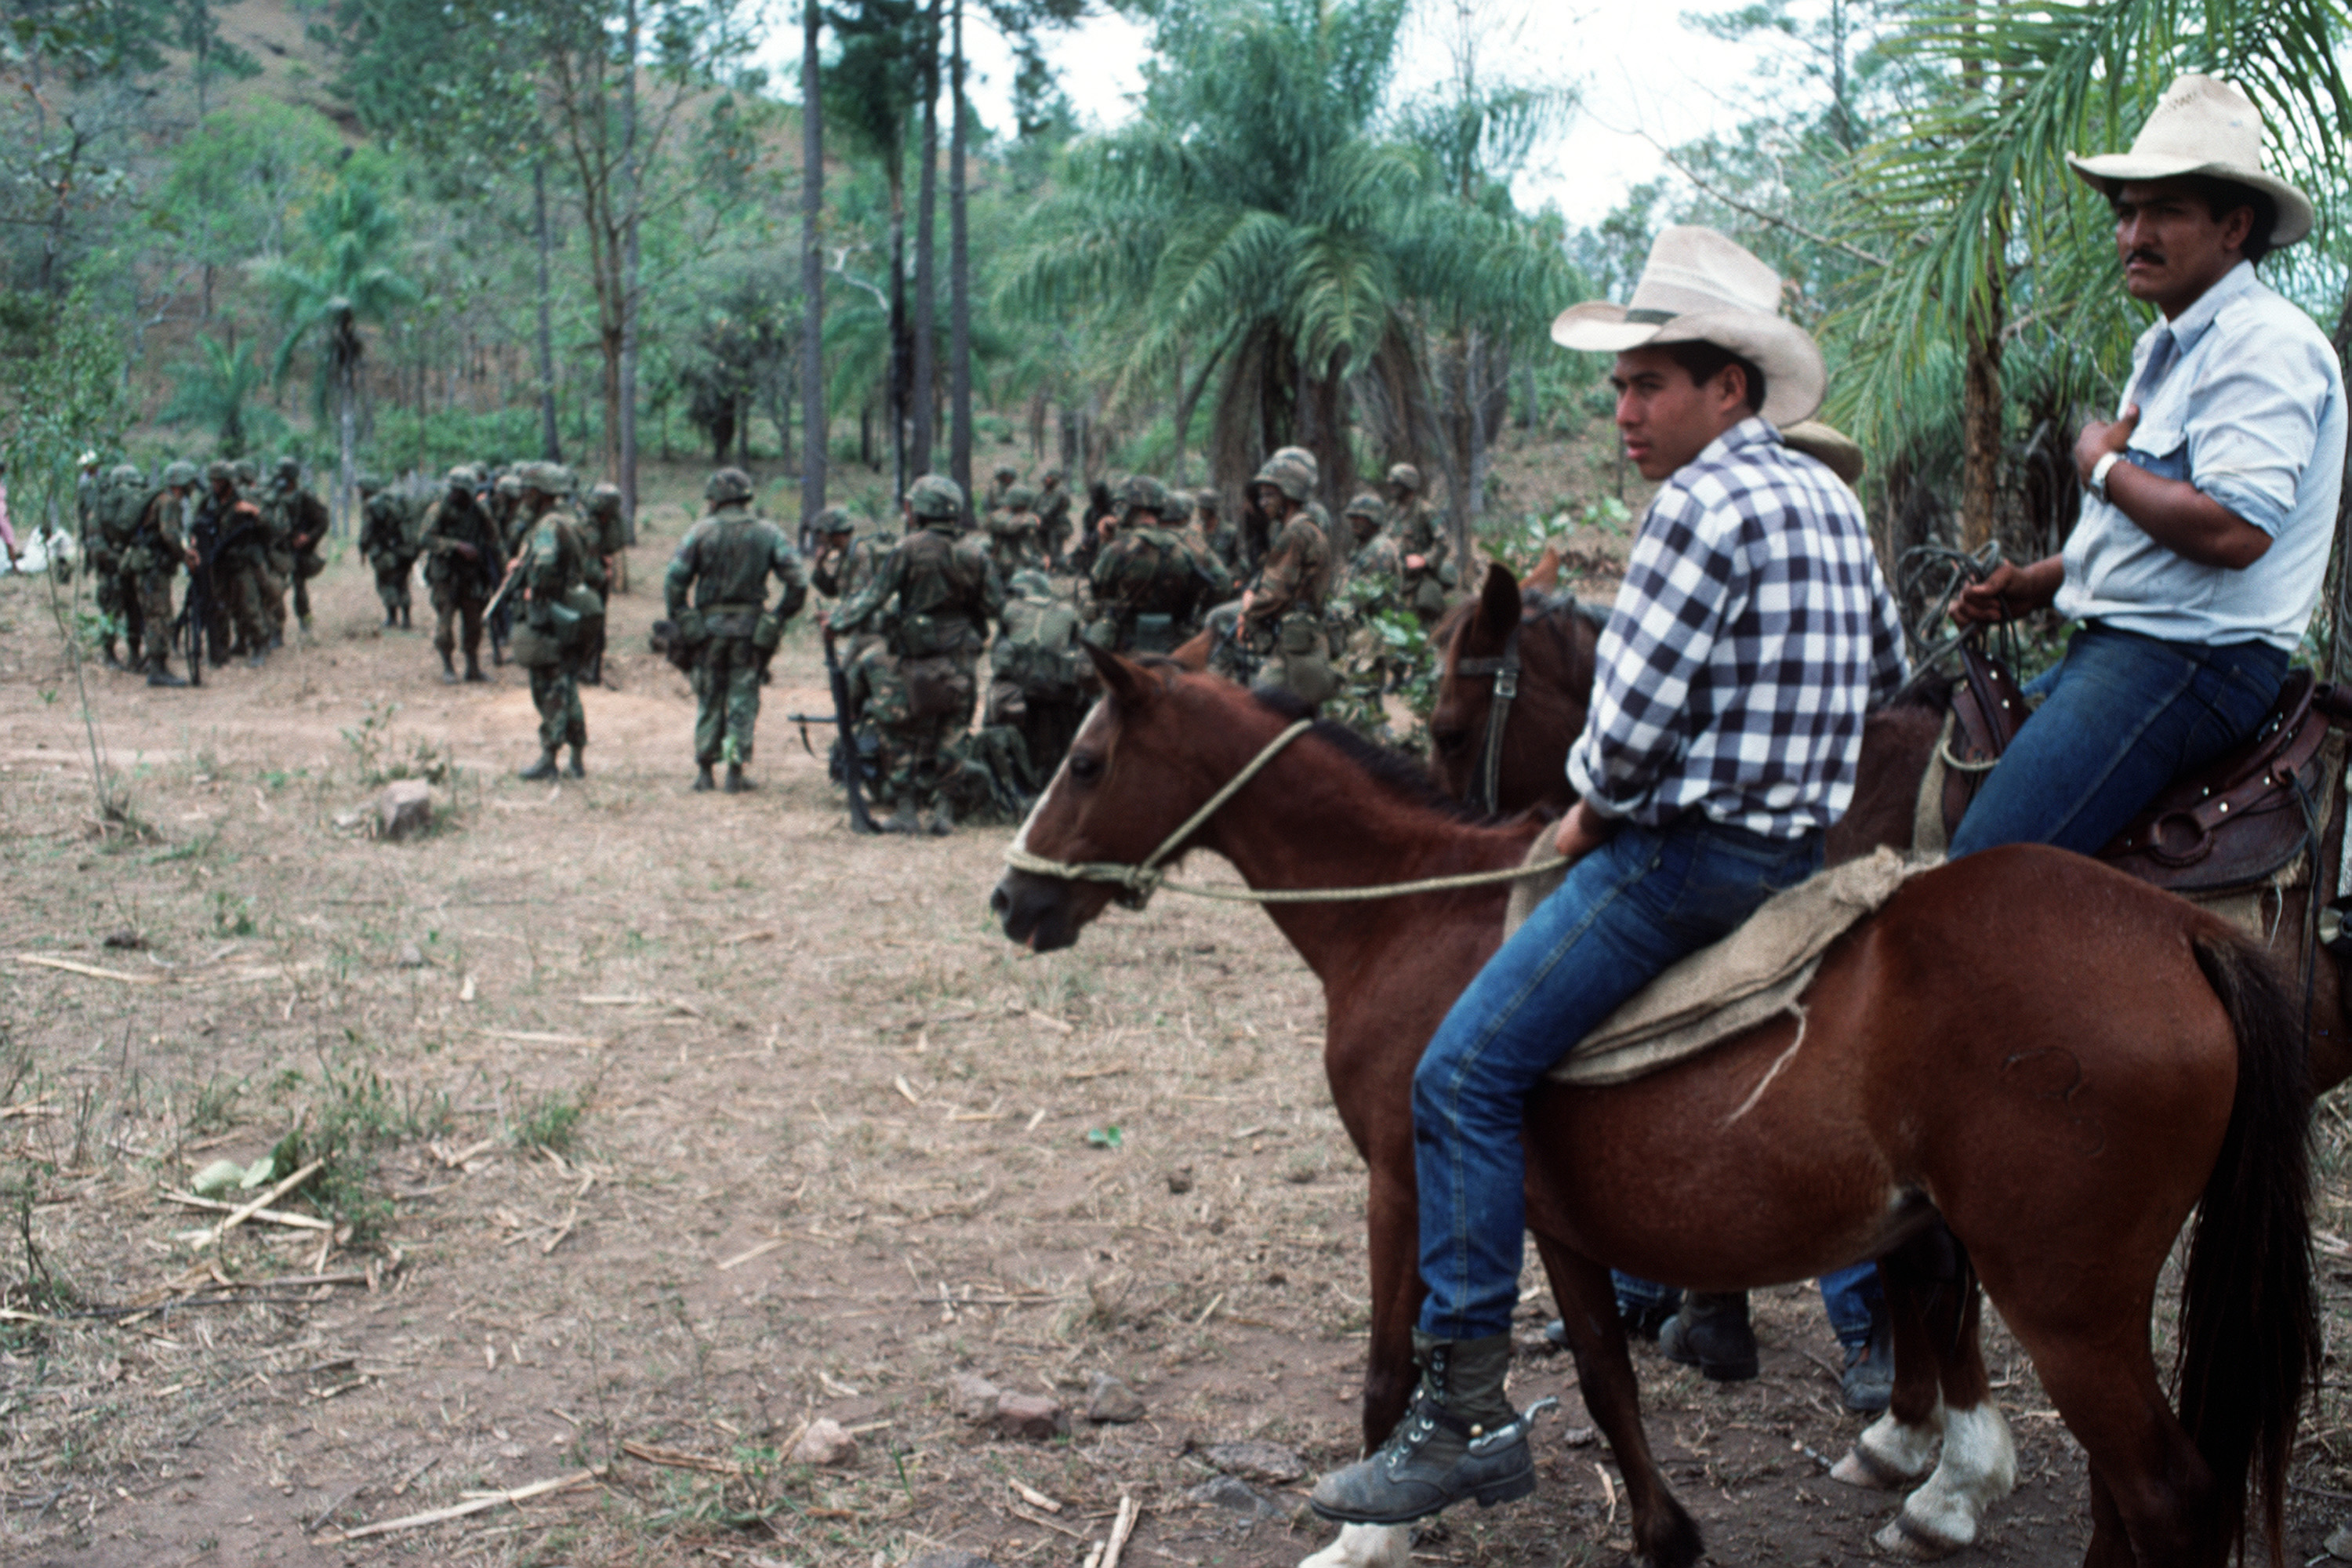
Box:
[1300,1523,1410,1568]
[1831,1403,1942,1491]
[1878,1403,2016,1558]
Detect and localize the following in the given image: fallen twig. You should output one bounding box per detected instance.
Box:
[196,1160,325,1250]
[332,1468,600,1541]
[1102,1494,1140,1568]
[621,1440,740,1476]
[161,1192,333,1231]
[717,1237,789,1272]
[13,953,164,985]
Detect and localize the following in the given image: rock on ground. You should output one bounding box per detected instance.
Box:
[1084,1373,1145,1424]
[789,1417,855,1465]
[989,1392,1069,1441]
[1203,1439,1306,1484]
[376,780,435,840]
[946,1371,1002,1421]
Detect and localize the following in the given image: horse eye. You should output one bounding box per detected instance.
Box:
[1431,728,1469,758]
[1068,752,1104,782]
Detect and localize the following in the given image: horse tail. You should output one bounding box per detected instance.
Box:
[2180,933,2318,1566]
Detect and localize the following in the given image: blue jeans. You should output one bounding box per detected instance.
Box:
[1612,1258,1880,1348]
[1947,623,2288,858]
[1416,815,1825,1341]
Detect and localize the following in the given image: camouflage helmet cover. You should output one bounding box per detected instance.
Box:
[274,455,300,478]
[704,467,755,504]
[586,481,624,516]
[1192,488,1221,514]
[162,460,199,488]
[445,464,477,488]
[1009,568,1056,600]
[1117,474,1171,517]
[108,463,143,485]
[204,459,237,488]
[495,474,524,499]
[1040,468,1063,485]
[1343,492,1388,527]
[906,474,964,521]
[1003,485,1037,511]
[357,471,384,495]
[1385,463,1423,493]
[232,459,259,485]
[813,505,858,535]
[519,460,574,497]
[993,464,1018,481]
[1251,451,1316,503]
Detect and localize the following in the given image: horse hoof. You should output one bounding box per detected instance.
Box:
[1300,1523,1410,1568]
[1875,1512,1968,1560]
[1832,1442,1927,1491]
[1831,1409,1942,1492]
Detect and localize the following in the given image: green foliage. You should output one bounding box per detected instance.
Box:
[162,335,283,458]
[340,700,457,787]
[282,1064,456,1246]
[510,1086,585,1152]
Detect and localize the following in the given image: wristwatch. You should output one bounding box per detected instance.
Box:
[2088,451,2123,501]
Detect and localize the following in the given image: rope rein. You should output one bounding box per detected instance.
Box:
[1000,718,1559,906]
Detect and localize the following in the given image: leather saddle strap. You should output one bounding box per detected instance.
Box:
[1456,624,1523,816]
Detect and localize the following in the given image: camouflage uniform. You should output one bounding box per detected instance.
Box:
[1327,492,1406,713]
[810,507,899,779]
[1385,463,1456,622]
[833,474,1004,833]
[1087,475,1233,653]
[982,466,1019,520]
[666,468,809,792]
[191,463,274,667]
[508,463,600,778]
[360,479,422,626]
[263,459,332,631]
[985,485,1048,575]
[581,483,629,683]
[989,569,1091,786]
[421,470,504,681]
[131,464,199,684]
[1035,471,1073,571]
[1232,449,1337,704]
[90,465,149,667]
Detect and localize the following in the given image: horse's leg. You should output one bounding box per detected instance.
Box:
[1872,1239,2016,1559]
[1832,1253,1943,1492]
[2083,1468,2136,1568]
[1531,1232,1702,1568]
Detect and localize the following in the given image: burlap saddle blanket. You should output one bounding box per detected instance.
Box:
[1509,844,1933,1089]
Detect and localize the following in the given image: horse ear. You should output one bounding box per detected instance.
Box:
[1477,561,1523,644]
[1525,543,1562,594]
[1170,628,1212,672]
[1084,641,1157,707]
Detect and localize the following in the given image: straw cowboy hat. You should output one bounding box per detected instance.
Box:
[1551,225,1825,427]
[1779,420,1864,486]
[2066,74,2313,247]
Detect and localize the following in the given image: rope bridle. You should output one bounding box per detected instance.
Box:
[1000,717,1557,908]
[1454,623,1523,817]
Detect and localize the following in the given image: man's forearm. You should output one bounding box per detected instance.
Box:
[2102,463,2273,569]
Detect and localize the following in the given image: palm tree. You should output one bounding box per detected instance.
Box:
[256,179,419,532]
[1004,0,1570,535]
[162,334,283,459]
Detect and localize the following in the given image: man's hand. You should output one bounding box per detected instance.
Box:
[453,542,478,561]
[2074,403,2139,486]
[1240,588,1256,616]
[183,546,201,569]
[1403,553,1427,572]
[1552,799,1615,863]
[817,604,832,631]
[1951,557,2063,627]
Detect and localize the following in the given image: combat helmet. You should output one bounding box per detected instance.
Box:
[1003,485,1037,512]
[813,505,858,536]
[586,481,624,517]
[108,463,143,486]
[518,461,575,498]
[1385,463,1423,495]
[357,471,384,496]
[162,460,198,489]
[1252,449,1317,504]
[1117,474,1171,520]
[704,467,755,506]
[274,456,300,480]
[445,464,477,491]
[993,464,1018,481]
[1342,492,1387,528]
[232,459,259,488]
[906,474,964,523]
[1009,568,1056,601]
[205,459,238,489]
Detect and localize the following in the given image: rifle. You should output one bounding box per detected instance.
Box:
[821,625,877,835]
[177,558,209,688]
[784,711,839,760]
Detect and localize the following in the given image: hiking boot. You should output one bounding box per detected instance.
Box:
[564,745,585,780]
[1309,1334,1550,1526]
[246,651,267,670]
[723,764,746,794]
[299,614,314,633]
[101,642,121,670]
[440,649,459,684]
[400,606,413,629]
[1841,1301,1895,1414]
[693,765,716,793]
[146,665,187,689]
[519,750,561,781]
[463,652,486,684]
[926,800,955,836]
[384,609,398,629]
[270,630,284,650]
[880,802,921,836]
[1659,1292,1759,1381]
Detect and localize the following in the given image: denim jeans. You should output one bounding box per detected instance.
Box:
[1416,814,1825,1341]
[1947,623,2288,858]
[1613,1253,1881,1348]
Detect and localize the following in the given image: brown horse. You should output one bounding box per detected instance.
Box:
[992,653,2317,1568]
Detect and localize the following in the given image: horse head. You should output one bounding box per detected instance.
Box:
[990,644,1247,953]
[1428,563,1598,814]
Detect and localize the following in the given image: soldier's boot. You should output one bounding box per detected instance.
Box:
[693,764,716,793]
[518,750,561,781]
[270,628,284,650]
[383,608,398,629]
[1658,1291,1759,1382]
[400,605,413,630]
[1309,1334,1549,1526]
[564,743,586,780]
[246,649,267,670]
[146,658,188,689]
[463,652,486,684]
[880,801,921,836]
[925,798,956,836]
[299,613,314,633]
[440,648,459,684]
[723,764,746,794]
[100,639,121,671]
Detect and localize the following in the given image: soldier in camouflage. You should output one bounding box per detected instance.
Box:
[986,485,1047,575]
[132,463,201,686]
[503,463,600,779]
[581,483,629,685]
[1327,491,1407,710]
[666,468,810,793]
[89,464,150,669]
[826,474,1004,835]
[421,466,504,683]
[191,461,273,668]
[810,505,898,785]
[360,478,420,629]
[1087,475,1232,654]
[1035,469,1073,570]
[1384,463,1456,622]
[988,569,1090,787]
[1229,448,1337,704]
[264,457,332,635]
[809,506,887,605]
[983,464,1019,520]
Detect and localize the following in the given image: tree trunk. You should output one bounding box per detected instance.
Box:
[1959,230,2005,550]
[534,161,563,462]
[887,170,909,502]
[910,0,941,480]
[336,354,358,537]
[801,2,827,526]
[618,0,643,543]
[948,0,971,520]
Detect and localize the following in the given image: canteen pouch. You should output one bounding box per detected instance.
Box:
[122,544,157,576]
[893,612,947,659]
[1132,612,1177,655]
[902,655,975,722]
[752,610,786,653]
[297,552,327,581]
[674,606,708,647]
[652,619,696,673]
[1412,577,1448,619]
[507,622,558,667]
[1278,611,1321,656]
[556,584,605,651]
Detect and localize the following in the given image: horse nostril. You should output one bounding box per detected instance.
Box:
[989,883,1011,919]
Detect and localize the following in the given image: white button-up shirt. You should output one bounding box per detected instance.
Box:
[2054,260,2345,652]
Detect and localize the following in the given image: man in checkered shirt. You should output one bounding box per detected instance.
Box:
[1312,227,1907,1530]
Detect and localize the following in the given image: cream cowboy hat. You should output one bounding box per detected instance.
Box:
[1550,225,1825,427]
[2066,74,2312,247]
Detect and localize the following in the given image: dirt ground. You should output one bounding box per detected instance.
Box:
[5,492,2352,1568]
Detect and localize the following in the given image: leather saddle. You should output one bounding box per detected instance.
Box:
[1940,643,2345,895]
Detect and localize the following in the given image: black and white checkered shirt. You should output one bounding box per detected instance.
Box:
[1566,417,1908,838]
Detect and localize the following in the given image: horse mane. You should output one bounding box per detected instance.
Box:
[1248,686,1497,824]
